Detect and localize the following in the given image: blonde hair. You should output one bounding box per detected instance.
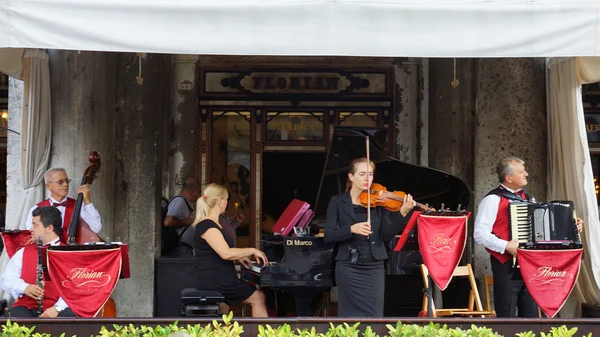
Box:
[192,183,228,226]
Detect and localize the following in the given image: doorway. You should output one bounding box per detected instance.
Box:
[261,152,326,235]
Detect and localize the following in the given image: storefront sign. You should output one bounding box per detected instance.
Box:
[585,114,600,142]
[202,70,388,96]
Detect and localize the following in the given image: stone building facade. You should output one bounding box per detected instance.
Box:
[6,53,547,316]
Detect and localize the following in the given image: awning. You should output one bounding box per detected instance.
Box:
[1,0,600,57]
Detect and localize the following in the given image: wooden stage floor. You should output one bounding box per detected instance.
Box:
[3,317,600,336]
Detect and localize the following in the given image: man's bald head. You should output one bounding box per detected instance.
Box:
[181,177,201,202]
[182,177,200,191]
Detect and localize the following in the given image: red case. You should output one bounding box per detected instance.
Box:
[272,199,310,236]
[295,209,314,231]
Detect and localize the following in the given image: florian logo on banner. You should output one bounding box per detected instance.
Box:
[530,267,573,288]
[46,248,122,317]
[428,233,456,254]
[417,215,468,290]
[518,248,583,318]
[62,268,112,288]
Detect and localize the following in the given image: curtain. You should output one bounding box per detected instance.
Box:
[0,49,52,301]
[547,57,600,317]
[0,49,24,79]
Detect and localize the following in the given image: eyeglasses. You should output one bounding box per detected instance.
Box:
[49,179,72,185]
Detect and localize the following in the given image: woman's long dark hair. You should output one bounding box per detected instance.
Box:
[345,157,375,192]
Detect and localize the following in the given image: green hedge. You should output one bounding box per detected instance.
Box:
[0,312,592,337]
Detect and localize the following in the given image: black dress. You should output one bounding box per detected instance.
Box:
[324,191,409,317]
[194,219,255,304]
[334,205,384,317]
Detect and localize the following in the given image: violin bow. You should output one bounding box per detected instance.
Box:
[366,136,372,238]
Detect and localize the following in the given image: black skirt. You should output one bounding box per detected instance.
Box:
[335,259,385,317]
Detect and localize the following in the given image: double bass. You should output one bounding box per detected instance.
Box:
[66,151,117,317]
[67,151,102,244]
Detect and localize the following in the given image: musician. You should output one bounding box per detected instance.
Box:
[474,156,538,317]
[475,156,584,318]
[25,168,102,244]
[0,206,76,317]
[164,177,201,257]
[324,157,416,317]
[192,183,269,317]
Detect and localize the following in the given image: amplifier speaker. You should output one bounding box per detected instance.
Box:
[155,257,196,317]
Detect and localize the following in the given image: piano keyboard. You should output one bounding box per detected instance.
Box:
[247,261,277,273]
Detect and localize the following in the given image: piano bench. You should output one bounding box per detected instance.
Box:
[180,288,225,317]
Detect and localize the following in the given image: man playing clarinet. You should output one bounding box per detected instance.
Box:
[0,206,76,317]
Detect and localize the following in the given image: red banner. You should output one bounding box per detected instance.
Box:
[46,247,122,317]
[1,230,32,258]
[417,215,468,290]
[518,248,582,318]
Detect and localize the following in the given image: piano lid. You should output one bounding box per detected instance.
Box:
[313,127,470,219]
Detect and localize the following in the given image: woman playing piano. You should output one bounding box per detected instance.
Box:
[192,183,269,317]
[324,158,416,317]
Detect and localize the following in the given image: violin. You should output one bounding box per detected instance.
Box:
[359,183,432,212]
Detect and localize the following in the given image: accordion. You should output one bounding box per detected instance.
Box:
[509,201,582,249]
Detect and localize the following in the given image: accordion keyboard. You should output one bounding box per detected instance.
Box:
[509,202,532,246]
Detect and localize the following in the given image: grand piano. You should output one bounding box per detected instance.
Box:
[240,127,470,316]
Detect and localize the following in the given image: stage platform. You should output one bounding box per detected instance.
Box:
[3,317,600,336]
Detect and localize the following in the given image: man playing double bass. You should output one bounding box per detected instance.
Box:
[25,168,103,244]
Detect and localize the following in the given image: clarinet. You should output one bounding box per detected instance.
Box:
[36,236,44,316]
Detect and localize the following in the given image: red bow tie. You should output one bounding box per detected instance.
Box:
[52,201,69,207]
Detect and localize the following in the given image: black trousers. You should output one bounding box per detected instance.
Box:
[490,256,538,317]
[9,305,77,318]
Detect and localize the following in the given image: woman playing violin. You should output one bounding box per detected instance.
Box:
[324,157,416,317]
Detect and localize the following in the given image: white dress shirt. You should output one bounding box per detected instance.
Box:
[473,184,535,254]
[0,237,69,311]
[24,197,102,233]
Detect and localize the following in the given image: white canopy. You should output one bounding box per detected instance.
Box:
[1,0,600,57]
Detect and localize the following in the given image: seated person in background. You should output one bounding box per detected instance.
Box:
[193,183,269,317]
[219,210,244,247]
[0,206,77,317]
